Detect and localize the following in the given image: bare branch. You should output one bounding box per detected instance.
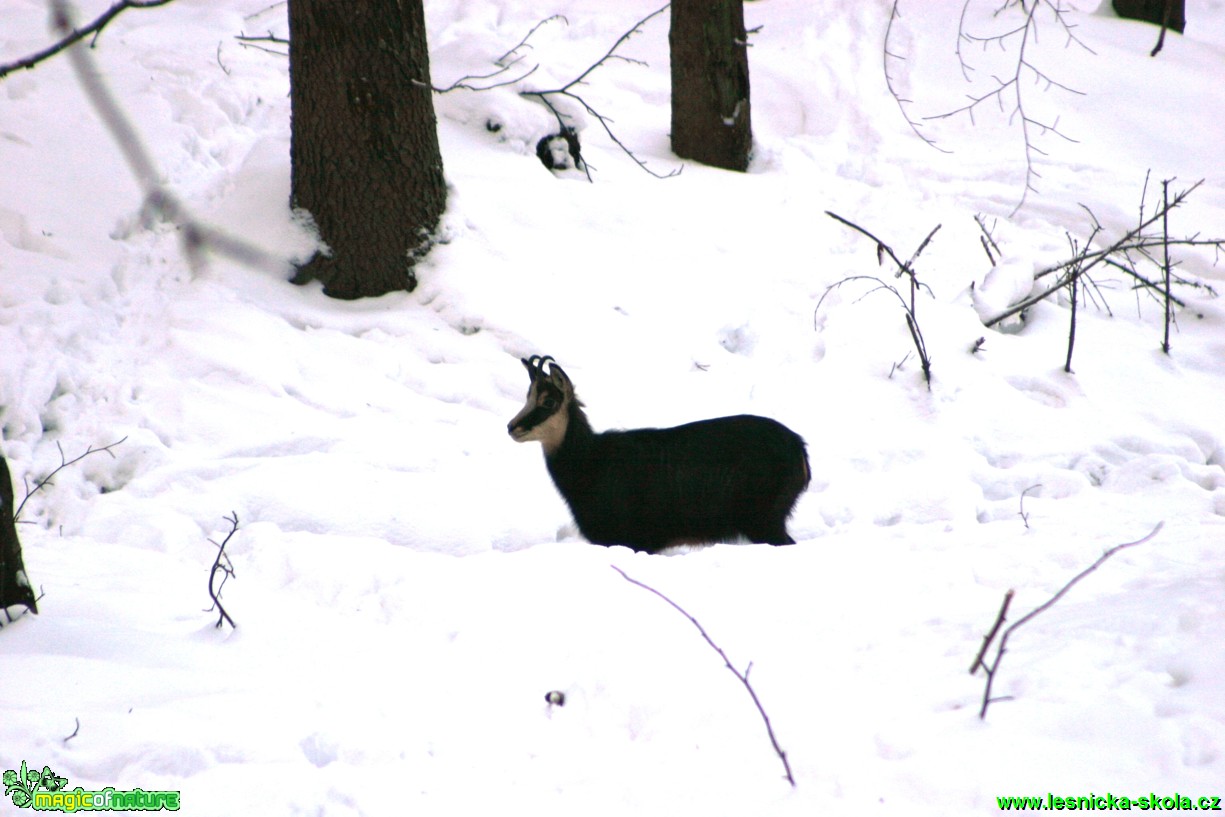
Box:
[921,0,1095,214]
[235,32,289,46]
[0,0,175,80]
[969,588,1014,674]
[48,0,288,275]
[15,437,127,523]
[565,4,669,91]
[611,565,795,787]
[521,5,680,179]
[433,61,539,94]
[1017,483,1042,529]
[985,179,1220,328]
[823,211,939,387]
[976,522,1163,719]
[883,1,952,153]
[206,513,239,629]
[496,15,567,66]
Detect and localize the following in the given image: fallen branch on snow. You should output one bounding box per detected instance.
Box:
[611,565,796,787]
[971,521,1163,720]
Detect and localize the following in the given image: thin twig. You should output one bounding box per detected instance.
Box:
[0,0,176,80]
[924,0,1094,214]
[1161,178,1173,354]
[977,522,1163,719]
[975,214,1001,265]
[235,32,289,46]
[883,1,951,153]
[521,5,680,180]
[63,717,81,745]
[1018,483,1042,529]
[207,513,239,629]
[611,566,796,787]
[15,437,127,523]
[823,212,937,387]
[969,588,1014,674]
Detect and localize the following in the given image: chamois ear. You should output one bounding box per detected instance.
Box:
[546,362,572,394]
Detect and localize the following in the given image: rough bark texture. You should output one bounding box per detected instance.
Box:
[0,455,37,616]
[669,0,752,172]
[1113,0,1185,32]
[288,0,447,300]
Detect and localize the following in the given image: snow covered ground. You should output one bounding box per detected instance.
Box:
[2,0,1223,813]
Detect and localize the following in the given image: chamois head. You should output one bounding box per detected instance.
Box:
[508,355,577,454]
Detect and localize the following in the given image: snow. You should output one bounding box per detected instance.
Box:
[3,0,1224,813]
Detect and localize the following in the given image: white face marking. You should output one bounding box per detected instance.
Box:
[518,409,569,454]
[508,379,570,453]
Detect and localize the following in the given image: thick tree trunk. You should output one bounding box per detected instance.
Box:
[1112,0,1185,33]
[669,0,752,172]
[288,0,447,300]
[0,455,37,617]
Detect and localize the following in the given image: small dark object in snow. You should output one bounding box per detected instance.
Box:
[544,690,566,706]
[536,128,582,171]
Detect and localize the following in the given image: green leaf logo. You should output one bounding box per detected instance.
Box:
[40,767,67,792]
[3,760,68,809]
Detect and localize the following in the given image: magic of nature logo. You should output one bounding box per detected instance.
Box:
[3,761,180,812]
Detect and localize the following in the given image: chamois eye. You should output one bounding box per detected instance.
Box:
[541,396,558,410]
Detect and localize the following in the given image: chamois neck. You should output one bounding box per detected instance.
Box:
[548,400,594,459]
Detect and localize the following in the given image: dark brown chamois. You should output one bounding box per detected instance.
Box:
[508,355,810,553]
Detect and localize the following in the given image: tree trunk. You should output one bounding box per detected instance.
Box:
[669,0,752,172]
[288,0,447,300]
[0,454,37,617]
[1112,0,1185,33]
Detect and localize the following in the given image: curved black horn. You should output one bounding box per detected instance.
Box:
[522,355,556,381]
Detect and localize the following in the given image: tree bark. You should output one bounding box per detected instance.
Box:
[669,0,752,172]
[288,0,447,300]
[0,455,37,616]
[1112,0,1185,33]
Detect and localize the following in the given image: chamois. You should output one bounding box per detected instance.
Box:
[508,355,810,553]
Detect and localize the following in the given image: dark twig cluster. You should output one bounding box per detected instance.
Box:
[0,0,175,80]
[983,178,1222,361]
[971,522,1163,720]
[519,5,680,180]
[611,565,796,787]
[206,513,239,630]
[820,211,938,388]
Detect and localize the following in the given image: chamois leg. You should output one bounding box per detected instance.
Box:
[743,521,796,546]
